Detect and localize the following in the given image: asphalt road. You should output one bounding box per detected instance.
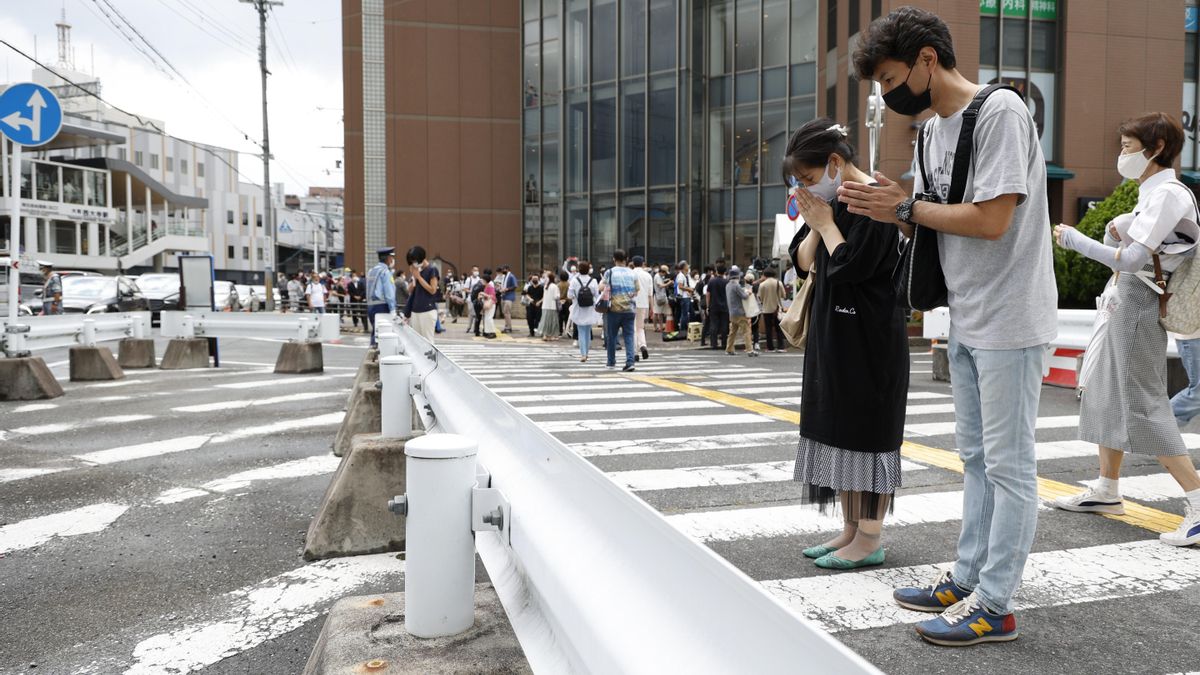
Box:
[1,328,1199,674]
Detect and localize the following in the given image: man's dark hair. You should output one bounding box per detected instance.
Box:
[482,268,493,281]
[716,263,727,275]
[781,117,857,183]
[852,6,957,81]
[764,268,777,278]
[559,270,569,282]
[406,245,427,265]
[704,265,715,274]
[578,260,592,275]
[612,249,627,263]
[1119,113,1186,169]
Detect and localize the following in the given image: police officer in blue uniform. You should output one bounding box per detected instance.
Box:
[365,246,396,346]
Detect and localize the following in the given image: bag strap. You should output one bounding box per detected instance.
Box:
[947,83,1020,205]
[916,119,931,192]
[1153,253,1171,318]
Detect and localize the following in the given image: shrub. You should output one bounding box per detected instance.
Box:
[1053,179,1139,308]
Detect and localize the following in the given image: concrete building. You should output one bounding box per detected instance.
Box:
[340,0,1195,275]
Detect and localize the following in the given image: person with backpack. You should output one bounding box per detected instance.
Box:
[1050,112,1200,549]
[840,8,1056,647]
[653,265,671,333]
[523,273,544,338]
[568,260,602,362]
[600,249,641,371]
[364,247,396,346]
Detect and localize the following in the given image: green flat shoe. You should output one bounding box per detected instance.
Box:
[814,547,886,570]
[802,544,839,559]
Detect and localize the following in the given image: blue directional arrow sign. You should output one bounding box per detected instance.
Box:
[0,83,63,147]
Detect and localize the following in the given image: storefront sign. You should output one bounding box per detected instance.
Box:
[980,0,1057,20]
[18,199,115,224]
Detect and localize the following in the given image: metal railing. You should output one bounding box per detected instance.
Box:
[923,307,1181,357]
[379,319,879,674]
[159,310,341,342]
[1,312,151,357]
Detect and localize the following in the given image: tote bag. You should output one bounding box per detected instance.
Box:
[780,268,815,348]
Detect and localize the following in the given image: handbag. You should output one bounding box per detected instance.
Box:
[780,267,815,348]
[894,83,1018,312]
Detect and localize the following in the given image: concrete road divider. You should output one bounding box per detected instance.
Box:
[68,345,124,382]
[160,311,340,376]
[117,338,156,369]
[345,353,379,410]
[333,383,381,457]
[275,340,323,374]
[160,337,211,370]
[0,357,64,400]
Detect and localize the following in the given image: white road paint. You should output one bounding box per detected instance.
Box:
[703,370,774,378]
[0,502,129,554]
[757,393,951,408]
[905,415,1079,437]
[9,402,58,413]
[0,467,69,483]
[539,412,776,434]
[87,379,153,389]
[208,412,345,444]
[75,435,213,466]
[488,382,657,394]
[610,459,927,491]
[514,400,722,416]
[570,431,801,457]
[171,390,346,413]
[122,554,405,675]
[903,403,958,416]
[763,540,1200,633]
[10,414,155,437]
[154,488,210,505]
[216,373,350,390]
[152,455,343,505]
[501,390,682,403]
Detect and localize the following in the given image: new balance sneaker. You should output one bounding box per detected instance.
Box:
[1160,505,1200,547]
[914,593,1018,647]
[893,570,973,613]
[1051,487,1125,515]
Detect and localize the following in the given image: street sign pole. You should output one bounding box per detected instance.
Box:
[7,141,20,324]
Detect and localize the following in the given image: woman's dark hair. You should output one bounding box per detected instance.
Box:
[406,246,427,265]
[482,268,493,281]
[781,117,857,183]
[852,6,957,82]
[1119,113,1185,169]
[558,271,568,282]
[578,260,592,275]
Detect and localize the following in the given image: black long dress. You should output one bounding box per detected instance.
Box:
[788,199,909,519]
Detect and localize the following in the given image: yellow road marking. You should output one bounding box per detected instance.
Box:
[628,374,1184,535]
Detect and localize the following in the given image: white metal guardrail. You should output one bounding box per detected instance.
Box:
[923,306,1180,357]
[384,321,879,674]
[1,312,151,357]
[159,310,341,342]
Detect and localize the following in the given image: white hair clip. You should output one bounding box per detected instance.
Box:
[826,124,849,138]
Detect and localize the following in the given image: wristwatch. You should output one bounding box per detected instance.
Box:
[895,198,918,226]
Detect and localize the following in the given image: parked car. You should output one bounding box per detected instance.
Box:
[60,275,149,314]
[248,285,282,311]
[135,273,182,325]
[214,280,236,311]
[25,269,102,308]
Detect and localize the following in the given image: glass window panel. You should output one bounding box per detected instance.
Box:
[648,190,676,264]
[763,66,786,99]
[62,167,84,205]
[871,0,881,19]
[88,172,107,206]
[525,138,540,204]
[566,197,588,259]
[542,103,559,134]
[790,97,816,127]
[846,80,860,155]
[542,202,560,270]
[763,0,787,66]
[592,85,617,191]
[761,185,785,220]
[593,0,617,82]
[591,194,617,260]
[543,136,560,201]
[543,40,561,103]
[734,221,756,267]
[826,0,837,50]
[649,75,676,186]
[649,0,676,72]
[35,163,58,202]
[1189,33,1198,82]
[621,193,647,259]
[566,1,588,87]
[708,0,732,75]
[709,189,731,222]
[543,15,559,41]
[762,101,786,185]
[524,0,539,22]
[566,90,589,193]
[790,0,817,63]
[1002,18,1028,70]
[524,45,540,107]
[825,84,836,120]
[735,186,757,221]
[709,75,731,108]
[524,109,539,136]
[980,16,998,67]
[735,0,759,71]
[524,20,539,45]
[848,0,859,36]
[622,80,646,188]
[1032,21,1057,71]
[708,221,731,262]
[734,104,759,186]
[707,107,732,189]
[622,0,647,77]
[790,62,816,96]
[524,207,542,277]
[735,71,758,104]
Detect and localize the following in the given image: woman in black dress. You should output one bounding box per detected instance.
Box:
[783,118,909,570]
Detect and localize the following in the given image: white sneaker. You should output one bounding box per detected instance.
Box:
[1160,506,1200,546]
[1051,488,1125,515]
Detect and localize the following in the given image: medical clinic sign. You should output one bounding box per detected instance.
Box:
[980,0,1057,20]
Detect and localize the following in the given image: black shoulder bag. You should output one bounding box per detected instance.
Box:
[893,83,1019,311]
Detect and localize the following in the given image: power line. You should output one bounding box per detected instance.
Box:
[174,0,257,49]
[152,0,256,58]
[96,0,191,85]
[86,0,176,81]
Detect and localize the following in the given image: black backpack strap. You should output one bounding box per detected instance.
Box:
[916,118,931,192]
[947,83,1019,205]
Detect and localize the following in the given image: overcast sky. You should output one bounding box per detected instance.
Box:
[0,0,343,196]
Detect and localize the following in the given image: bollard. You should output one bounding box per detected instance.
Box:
[81,319,97,347]
[380,355,413,439]
[378,332,399,358]
[393,433,478,639]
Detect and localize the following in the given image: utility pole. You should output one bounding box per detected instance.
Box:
[242,0,282,310]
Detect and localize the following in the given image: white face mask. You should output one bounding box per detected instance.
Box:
[804,162,843,201]
[1117,148,1157,180]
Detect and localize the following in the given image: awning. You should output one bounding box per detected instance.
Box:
[1046,163,1075,180]
[1182,171,1200,186]
[66,157,208,209]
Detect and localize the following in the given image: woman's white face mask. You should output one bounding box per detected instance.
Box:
[804,161,843,201]
[1117,147,1158,180]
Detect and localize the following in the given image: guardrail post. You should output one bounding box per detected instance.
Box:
[380,355,414,439]
[181,315,195,339]
[297,315,311,342]
[81,319,97,347]
[395,433,478,638]
[378,332,399,358]
[131,316,145,340]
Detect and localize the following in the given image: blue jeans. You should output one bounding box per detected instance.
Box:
[1171,337,1200,425]
[677,297,691,334]
[605,311,636,367]
[946,336,1045,615]
[367,304,390,345]
[578,325,592,357]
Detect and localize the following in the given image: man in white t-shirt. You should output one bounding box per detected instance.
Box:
[305,273,327,314]
[674,261,693,334]
[630,256,655,360]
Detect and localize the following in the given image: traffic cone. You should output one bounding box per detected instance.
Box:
[665,316,675,333]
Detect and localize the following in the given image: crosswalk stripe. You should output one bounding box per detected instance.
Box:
[514,400,723,416]
[1079,473,1190,502]
[569,431,799,457]
[539,412,775,434]
[489,382,657,393]
[171,390,346,413]
[122,554,406,674]
[154,455,343,504]
[501,390,683,403]
[609,459,929,491]
[215,373,351,390]
[10,414,156,437]
[762,540,1200,633]
[0,503,129,554]
[0,467,69,483]
[10,402,58,413]
[905,415,1079,437]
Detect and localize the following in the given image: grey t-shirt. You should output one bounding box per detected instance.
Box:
[913,87,1058,350]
